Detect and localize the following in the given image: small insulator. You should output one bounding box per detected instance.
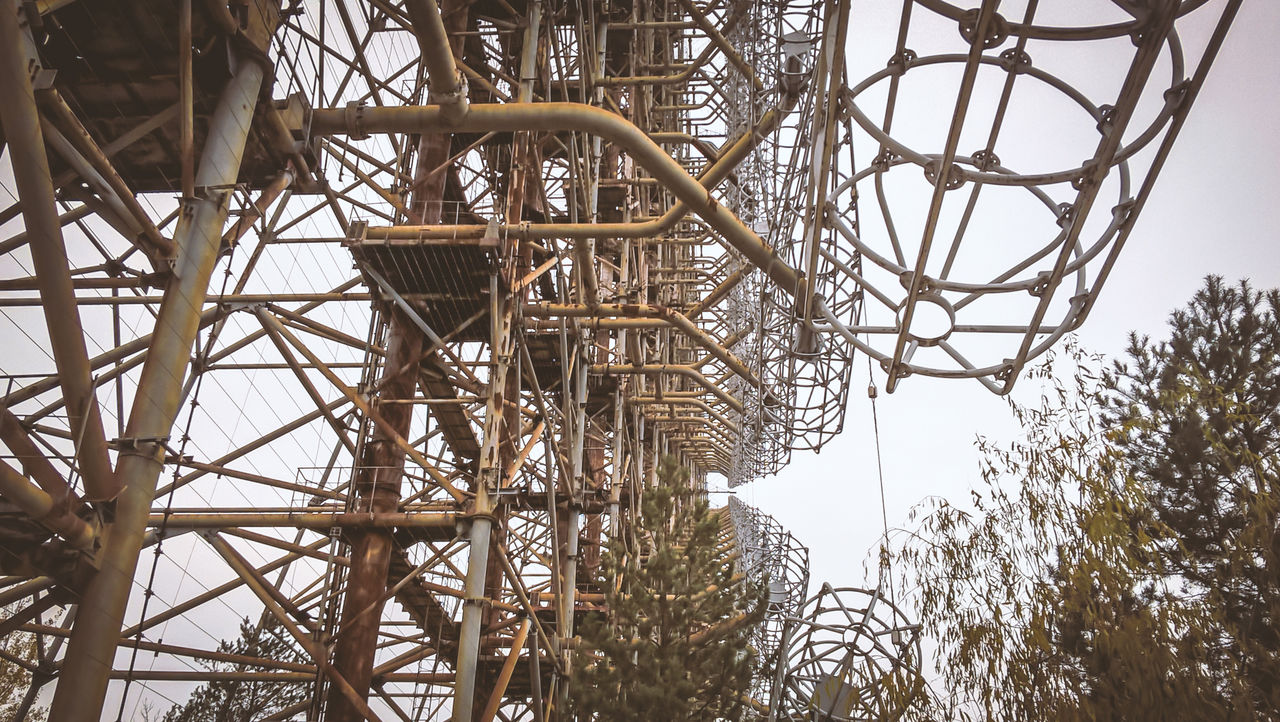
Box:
[868,383,878,399]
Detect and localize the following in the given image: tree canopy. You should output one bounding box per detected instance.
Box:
[159,618,310,722]
[890,277,1280,722]
[1103,276,1280,711]
[0,604,48,722]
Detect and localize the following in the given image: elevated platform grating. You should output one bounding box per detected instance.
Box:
[346,221,497,343]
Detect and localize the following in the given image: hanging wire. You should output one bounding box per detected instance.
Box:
[114,232,241,721]
[862,294,898,609]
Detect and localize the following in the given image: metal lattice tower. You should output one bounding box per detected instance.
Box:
[0,0,1243,719]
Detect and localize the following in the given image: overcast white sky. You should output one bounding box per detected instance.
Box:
[739,0,1280,602]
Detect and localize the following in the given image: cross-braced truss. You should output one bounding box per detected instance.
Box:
[0,0,1242,719]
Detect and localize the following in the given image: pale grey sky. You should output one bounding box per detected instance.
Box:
[742,0,1280,607]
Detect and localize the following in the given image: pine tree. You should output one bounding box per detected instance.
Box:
[160,618,311,722]
[570,456,764,721]
[1103,276,1280,715]
[892,276,1280,722]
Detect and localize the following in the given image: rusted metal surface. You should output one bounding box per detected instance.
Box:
[0,0,1243,718]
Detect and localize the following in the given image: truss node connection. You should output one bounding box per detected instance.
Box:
[0,0,1240,719]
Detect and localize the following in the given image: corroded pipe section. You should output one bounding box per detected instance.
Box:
[404,0,470,122]
[527,302,764,390]
[147,512,457,529]
[0,460,94,548]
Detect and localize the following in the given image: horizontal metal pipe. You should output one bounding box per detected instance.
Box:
[0,292,373,307]
[358,98,791,246]
[311,103,806,298]
[149,512,457,529]
[526,302,765,392]
[591,363,744,414]
[108,670,318,682]
[0,577,54,608]
[0,275,158,291]
[104,669,457,683]
[628,397,738,435]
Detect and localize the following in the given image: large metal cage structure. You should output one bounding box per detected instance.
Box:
[0,0,1244,718]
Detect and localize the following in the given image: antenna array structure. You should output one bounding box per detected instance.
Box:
[0,0,1243,719]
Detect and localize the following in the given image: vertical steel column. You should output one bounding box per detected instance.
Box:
[403,0,469,122]
[326,310,424,722]
[455,277,515,720]
[329,4,471,713]
[553,356,588,715]
[406,0,469,227]
[48,55,266,722]
[455,513,493,721]
[797,0,851,325]
[0,2,118,503]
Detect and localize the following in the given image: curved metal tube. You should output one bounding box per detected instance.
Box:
[312,103,808,298]
[404,0,469,122]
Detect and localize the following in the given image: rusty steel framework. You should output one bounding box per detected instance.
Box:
[0,0,1244,719]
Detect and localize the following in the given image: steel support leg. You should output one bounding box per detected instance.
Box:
[326,312,424,722]
[455,278,514,721]
[48,56,266,722]
[0,2,118,502]
[455,512,494,721]
[554,357,587,716]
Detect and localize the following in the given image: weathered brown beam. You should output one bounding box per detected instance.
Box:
[0,460,94,548]
[156,397,351,498]
[0,204,93,256]
[253,307,359,456]
[346,96,800,261]
[205,532,389,722]
[148,512,457,530]
[107,670,317,682]
[0,577,54,609]
[478,617,532,722]
[174,459,347,501]
[528,303,765,391]
[257,311,467,503]
[0,292,373,307]
[38,90,175,259]
[50,49,269,721]
[0,7,119,504]
[120,540,328,640]
[592,364,744,414]
[223,168,295,246]
[0,408,86,516]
